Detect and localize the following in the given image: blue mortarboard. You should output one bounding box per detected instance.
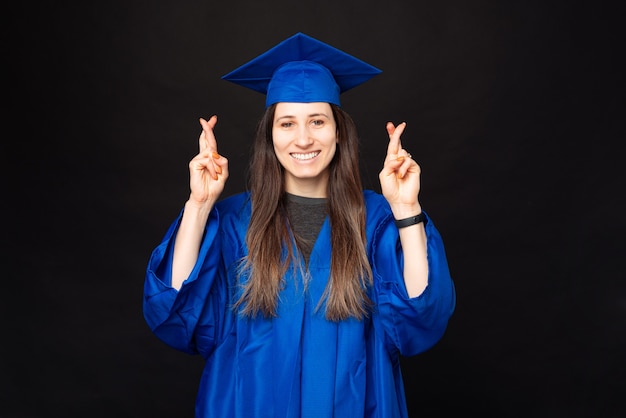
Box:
[221,32,381,107]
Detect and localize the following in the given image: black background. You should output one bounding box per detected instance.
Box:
[5,0,625,417]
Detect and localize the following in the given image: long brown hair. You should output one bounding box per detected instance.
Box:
[234,103,373,321]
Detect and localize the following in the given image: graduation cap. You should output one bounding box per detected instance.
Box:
[221,32,381,107]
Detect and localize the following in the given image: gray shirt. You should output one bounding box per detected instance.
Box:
[285,193,328,265]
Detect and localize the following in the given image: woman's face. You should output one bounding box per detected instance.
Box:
[272,102,337,197]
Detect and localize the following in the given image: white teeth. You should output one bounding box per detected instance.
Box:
[291,151,320,160]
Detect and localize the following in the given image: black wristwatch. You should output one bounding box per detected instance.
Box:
[394,213,426,229]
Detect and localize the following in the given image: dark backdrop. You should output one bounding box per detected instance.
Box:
[5,0,624,417]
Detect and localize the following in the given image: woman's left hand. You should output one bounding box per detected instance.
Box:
[378,121,422,217]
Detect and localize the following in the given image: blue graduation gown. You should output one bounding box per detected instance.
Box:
[143,190,456,417]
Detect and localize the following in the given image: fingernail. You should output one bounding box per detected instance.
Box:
[215,165,222,174]
[212,151,221,159]
[396,156,405,162]
[397,173,404,179]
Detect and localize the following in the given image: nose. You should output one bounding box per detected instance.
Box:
[294,126,313,147]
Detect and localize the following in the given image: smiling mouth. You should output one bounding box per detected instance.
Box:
[290,151,320,161]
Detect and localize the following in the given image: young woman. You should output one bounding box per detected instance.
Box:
[144,33,456,418]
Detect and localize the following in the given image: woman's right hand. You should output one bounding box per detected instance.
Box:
[171,116,228,288]
[188,115,229,207]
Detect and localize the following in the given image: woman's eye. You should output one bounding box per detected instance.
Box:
[281,122,294,128]
[311,119,324,127]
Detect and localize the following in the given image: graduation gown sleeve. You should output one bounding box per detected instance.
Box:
[364,190,456,356]
[142,194,247,357]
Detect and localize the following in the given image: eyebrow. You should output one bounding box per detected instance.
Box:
[275,112,330,121]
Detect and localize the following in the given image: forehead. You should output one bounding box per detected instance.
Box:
[274,102,333,117]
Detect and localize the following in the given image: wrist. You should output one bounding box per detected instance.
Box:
[389,203,422,220]
[184,198,214,217]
